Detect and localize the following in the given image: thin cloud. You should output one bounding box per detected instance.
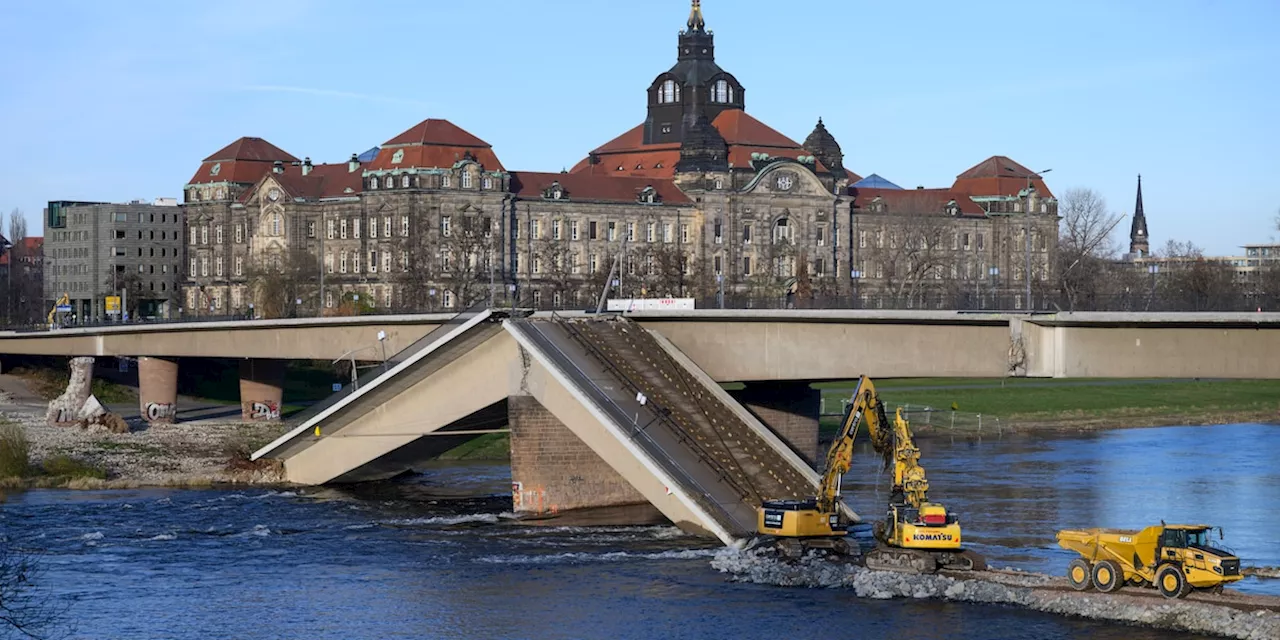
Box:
[236,84,432,107]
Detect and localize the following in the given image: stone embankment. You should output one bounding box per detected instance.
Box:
[711,549,1280,640]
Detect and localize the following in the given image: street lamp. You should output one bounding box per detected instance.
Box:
[1006,167,1052,312]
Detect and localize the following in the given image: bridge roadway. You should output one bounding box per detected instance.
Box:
[3,310,1279,379]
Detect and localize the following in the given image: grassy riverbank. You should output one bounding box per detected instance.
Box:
[817,378,1280,434]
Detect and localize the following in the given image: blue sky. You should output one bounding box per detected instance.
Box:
[1,0,1276,255]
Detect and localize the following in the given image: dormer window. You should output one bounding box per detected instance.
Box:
[543,181,566,201]
[369,178,378,190]
[462,172,472,189]
[402,175,411,188]
[712,79,733,103]
[638,187,660,204]
[635,163,644,170]
[482,176,492,190]
[659,79,680,104]
[442,174,451,188]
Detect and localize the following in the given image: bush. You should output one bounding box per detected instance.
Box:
[0,422,30,478]
[40,455,106,480]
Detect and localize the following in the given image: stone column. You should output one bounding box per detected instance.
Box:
[45,356,96,426]
[239,359,285,422]
[138,356,179,425]
[507,395,646,515]
[729,381,821,467]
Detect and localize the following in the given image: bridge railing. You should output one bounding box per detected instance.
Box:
[284,302,492,428]
[525,317,751,534]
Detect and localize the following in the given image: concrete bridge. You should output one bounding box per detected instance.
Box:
[4,309,1277,542]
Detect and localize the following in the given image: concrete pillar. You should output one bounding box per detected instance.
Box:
[138,356,178,424]
[239,359,285,422]
[730,381,821,467]
[507,395,646,515]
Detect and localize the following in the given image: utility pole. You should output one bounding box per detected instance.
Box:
[1006,167,1052,311]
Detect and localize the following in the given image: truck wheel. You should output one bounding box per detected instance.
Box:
[1067,559,1093,591]
[1091,559,1123,593]
[1156,564,1188,599]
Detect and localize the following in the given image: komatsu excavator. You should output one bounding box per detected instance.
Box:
[756,376,985,573]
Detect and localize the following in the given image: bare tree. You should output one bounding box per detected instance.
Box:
[246,249,319,318]
[1153,240,1242,311]
[1,545,66,639]
[1056,188,1125,310]
[863,214,959,306]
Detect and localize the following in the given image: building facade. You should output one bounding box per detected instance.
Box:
[44,199,184,320]
[181,2,1059,315]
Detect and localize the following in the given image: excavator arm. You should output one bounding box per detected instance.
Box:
[47,293,69,325]
[816,376,890,513]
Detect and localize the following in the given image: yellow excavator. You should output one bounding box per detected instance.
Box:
[756,375,985,573]
[47,292,69,325]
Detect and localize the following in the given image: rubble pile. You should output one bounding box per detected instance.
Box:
[712,548,1280,640]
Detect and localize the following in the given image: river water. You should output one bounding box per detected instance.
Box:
[2,423,1276,639]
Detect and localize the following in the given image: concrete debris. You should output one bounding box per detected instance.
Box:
[712,548,1280,640]
[77,411,130,434]
[45,357,96,426]
[78,395,107,421]
[1245,566,1280,579]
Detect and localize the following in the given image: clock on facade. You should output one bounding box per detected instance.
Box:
[775,174,794,191]
[268,188,281,201]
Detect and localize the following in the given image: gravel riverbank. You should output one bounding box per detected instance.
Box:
[3,405,286,487]
[711,549,1280,640]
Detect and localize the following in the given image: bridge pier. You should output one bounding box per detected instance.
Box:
[507,395,651,516]
[138,356,179,424]
[730,381,821,468]
[239,359,285,422]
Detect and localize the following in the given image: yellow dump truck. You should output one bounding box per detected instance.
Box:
[1056,524,1242,598]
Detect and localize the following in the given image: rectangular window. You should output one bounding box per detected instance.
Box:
[401,251,409,271]
[369,218,377,239]
[817,227,825,246]
[646,222,656,243]
[200,256,209,276]
[714,255,723,275]
[533,256,542,275]
[340,219,348,239]
[190,227,198,245]
[977,233,985,251]
[571,253,580,274]
[963,233,971,250]
[382,251,391,273]
[553,220,562,241]
[353,251,361,273]
[743,223,752,244]
[325,253,334,273]
[607,222,617,241]
[626,222,635,242]
[114,230,126,240]
[441,215,451,237]
[743,256,752,276]
[190,257,197,276]
[401,216,410,237]
[216,225,223,244]
[201,225,209,244]
[589,254,598,274]
[385,286,393,307]
[384,216,392,238]
[368,251,378,273]
[570,220,580,241]
[353,218,361,239]
[714,219,723,244]
[680,224,689,244]
[663,223,673,243]
[215,257,223,277]
[340,252,348,273]
[532,219,542,240]
[326,220,335,240]
[113,212,127,222]
[589,221,598,240]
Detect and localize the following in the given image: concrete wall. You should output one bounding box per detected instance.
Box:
[1024,322,1280,378]
[640,319,1010,381]
[508,395,646,514]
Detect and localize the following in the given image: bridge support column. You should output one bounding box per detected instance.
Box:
[239,359,285,422]
[508,395,648,515]
[730,381,820,468]
[138,357,178,424]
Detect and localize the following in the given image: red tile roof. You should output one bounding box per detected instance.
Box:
[189,160,285,186]
[575,109,828,178]
[510,172,691,205]
[384,118,492,148]
[203,137,298,163]
[239,163,365,204]
[952,155,1053,198]
[366,145,505,172]
[845,169,864,183]
[0,237,41,266]
[850,187,986,217]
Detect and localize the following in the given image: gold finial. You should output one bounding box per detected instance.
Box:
[688,0,706,32]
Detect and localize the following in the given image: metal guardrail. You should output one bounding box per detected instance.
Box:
[526,317,750,533]
[283,302,492,428]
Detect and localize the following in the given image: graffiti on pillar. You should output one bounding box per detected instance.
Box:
[511,482,550,514]
[249,401,281,421]
[145,402,176,423]
[511,481,523,510]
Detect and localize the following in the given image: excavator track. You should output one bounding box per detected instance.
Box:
[864,545,987,574]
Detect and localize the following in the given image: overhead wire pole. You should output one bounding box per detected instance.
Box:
[1007,167,1052,311]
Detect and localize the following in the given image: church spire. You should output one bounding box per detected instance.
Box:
[1129,174,1150,257]
[687,0,706,32]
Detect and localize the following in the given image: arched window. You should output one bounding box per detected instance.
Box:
[268,212,283,237]
[773,218,790,243]
[713,79,730,103]
[659,79,680,104]
[369,177,378,190]
[402,175,410,188]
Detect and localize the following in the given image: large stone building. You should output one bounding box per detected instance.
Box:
[181,1,1059,315]
[44,199,183,321]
